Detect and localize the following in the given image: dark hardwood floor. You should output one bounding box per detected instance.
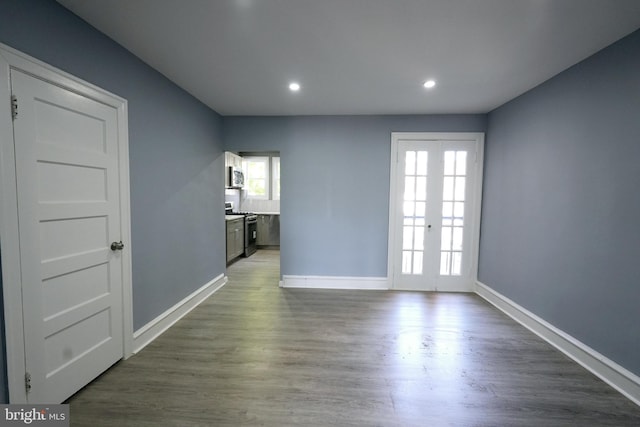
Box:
[68,250,640,426]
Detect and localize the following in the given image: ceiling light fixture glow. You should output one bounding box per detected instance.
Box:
[289,82,301,92]
[423,79,436,89]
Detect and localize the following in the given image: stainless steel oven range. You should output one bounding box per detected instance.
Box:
[243,214,257,257]
[225,202,257,257]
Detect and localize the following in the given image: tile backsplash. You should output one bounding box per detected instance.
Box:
[225,188,280,213]
[224,189,241,211]
[241,198,280,214]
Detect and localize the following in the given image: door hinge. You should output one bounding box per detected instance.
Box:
[11,95,18,120]
[25,372,31,394]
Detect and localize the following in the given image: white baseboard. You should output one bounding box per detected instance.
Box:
[132,274,227,353]
[281,275,388,290]
[475,280,640,407]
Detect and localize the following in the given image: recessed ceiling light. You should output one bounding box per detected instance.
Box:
[289,82,301,92]
[423,79,436,89]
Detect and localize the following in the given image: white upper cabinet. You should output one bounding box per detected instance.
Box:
[225,151,244,188]
[225,151,243,170]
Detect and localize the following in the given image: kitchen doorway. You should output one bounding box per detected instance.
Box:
[225,151,281,276]
[388,133,484,292]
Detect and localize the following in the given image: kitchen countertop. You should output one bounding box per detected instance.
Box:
[254,212,280,215]
[225,215,245,221]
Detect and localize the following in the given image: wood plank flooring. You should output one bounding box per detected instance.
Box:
[67,250,640,426]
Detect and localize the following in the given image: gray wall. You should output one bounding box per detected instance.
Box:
[223,115,487,278]
[0,0,226,402]
[479,29,640,376]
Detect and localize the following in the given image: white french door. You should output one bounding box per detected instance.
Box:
[388,133,484,292]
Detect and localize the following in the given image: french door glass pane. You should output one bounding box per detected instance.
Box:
[452,227,463,251]
[404,201,415,217]
[454,177,466,201]
[443,177,454,200]
[416,177,427,200]
[416,151,428,175]
[404,177,415,201]
[452,252,462,275]
[442,202,453,226]
[456,152,467,175]
[441,226,452,251]
[405,151,416,175]
[440,150,468,276]
[413,252,423,275]
[440,252,450,275]
[444,151,455,175]
[402,251,412,274]
[414,227,425,251]
[454,202,464,226]
[403,227,413,250]
[401,150,428,275]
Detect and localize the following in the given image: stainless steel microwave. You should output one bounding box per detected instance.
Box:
[227,166,244,188]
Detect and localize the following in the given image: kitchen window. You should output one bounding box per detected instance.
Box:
[243,153,280,200]
[244,156,269,199]
[272,157,280,200]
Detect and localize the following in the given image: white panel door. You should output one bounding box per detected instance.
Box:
[11,69,124,403]
[390,134,483,292]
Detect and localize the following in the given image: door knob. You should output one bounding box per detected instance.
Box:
[110,241,125,251]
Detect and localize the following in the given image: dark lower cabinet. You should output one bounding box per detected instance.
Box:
[226,218,244,262]
[257,214,280,247]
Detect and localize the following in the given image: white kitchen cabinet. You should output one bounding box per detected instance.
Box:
[225,151,243,170]
[225,151,244,188]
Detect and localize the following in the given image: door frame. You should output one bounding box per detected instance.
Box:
[0,43,134,403]
[387,132,485,291]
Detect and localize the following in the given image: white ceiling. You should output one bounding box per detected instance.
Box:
[57,0,640,116]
